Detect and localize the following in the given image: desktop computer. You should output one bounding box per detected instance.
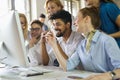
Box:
[0,10,29,67]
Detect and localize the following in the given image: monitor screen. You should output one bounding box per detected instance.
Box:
[0,10,29,67]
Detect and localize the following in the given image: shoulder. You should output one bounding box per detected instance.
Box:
[98,31,117,45]
[100,2,119,10]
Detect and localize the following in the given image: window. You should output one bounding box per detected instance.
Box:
[0,0,10,15]
[15,0,30,23]
[63,0,80,17]
[0,0,30,24]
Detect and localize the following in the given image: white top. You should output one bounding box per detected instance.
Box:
[49,31,84,65]
[27,31,84,66]
[27,41,51,66]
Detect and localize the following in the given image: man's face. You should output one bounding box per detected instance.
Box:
[30,23,42,38]
[52,19,67,37]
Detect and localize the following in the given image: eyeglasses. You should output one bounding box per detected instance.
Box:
[30,28,40,31]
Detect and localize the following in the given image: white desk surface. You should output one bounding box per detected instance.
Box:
[0,66,96,80]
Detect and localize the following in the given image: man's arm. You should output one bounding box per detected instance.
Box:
[45,31,68,71]
[40,32,49,65]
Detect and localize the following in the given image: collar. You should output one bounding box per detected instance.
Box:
[92,30,101,43]
[58,31,75,44]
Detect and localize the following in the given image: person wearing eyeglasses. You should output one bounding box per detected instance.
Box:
[27,20,44,66]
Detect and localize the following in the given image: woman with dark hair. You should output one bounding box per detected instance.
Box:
[85,0,120,48]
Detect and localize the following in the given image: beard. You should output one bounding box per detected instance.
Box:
[55,29,66,37]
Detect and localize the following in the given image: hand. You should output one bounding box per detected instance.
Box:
[29,37,38,48]
[40,31,48,43]
[45,31,57,46]
[83,72,112,80]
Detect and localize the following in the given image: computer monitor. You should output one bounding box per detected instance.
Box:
[0,10,29,67]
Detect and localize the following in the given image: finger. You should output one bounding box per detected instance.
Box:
[45,32,53,37]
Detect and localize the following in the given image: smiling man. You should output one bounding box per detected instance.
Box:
[40,10,84,66]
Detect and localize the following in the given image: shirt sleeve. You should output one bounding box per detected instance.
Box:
[46,45,56,66]
[106,3,120,22]
[105,36,120,69]
[27,47,39,66]
[67,48,81,71]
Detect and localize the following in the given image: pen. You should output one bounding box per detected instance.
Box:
[67,76,83,79]
[26,72,43,77]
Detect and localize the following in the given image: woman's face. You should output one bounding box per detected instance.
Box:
[47,2,62,15]
[20,17,26,30]
[74,12,87,33]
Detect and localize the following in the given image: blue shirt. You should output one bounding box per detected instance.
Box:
[67,30,120,73]
[100,2,120,47]
[42,24,48,31]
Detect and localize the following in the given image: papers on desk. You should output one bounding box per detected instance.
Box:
[19,70,43,77]
[0,66,98,80]
[0,66,53,78]
[0,63,6,68]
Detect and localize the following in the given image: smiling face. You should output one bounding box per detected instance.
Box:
[74,12,87,33]
[52,19,69,37]
[30,23,42,38]
[74,7,101,34]
[47,1,62,16]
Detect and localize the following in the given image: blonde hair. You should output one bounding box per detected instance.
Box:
[19,13,28,40]
[44,0,63,13]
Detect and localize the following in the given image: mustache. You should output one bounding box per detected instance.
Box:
[54,29,61,31]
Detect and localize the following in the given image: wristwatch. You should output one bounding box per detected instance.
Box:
[110,71,116,80]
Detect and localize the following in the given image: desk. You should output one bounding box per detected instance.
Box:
[0,66,96,80]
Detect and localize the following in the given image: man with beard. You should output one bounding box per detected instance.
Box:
[40,10,84,66]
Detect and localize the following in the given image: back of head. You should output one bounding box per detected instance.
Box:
[49,10,72,28]
[39,13,46,18]
[80,6,101,29]
[39,13,46,23]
